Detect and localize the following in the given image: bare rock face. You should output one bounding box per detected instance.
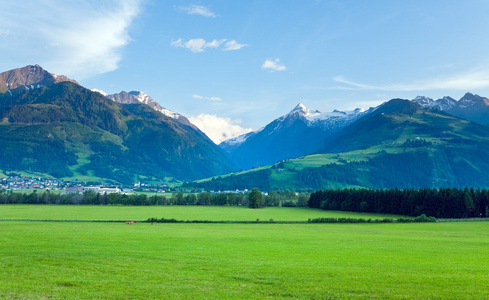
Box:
[107,90,198,129]
[0,64,78,93]
[106,91,140,104]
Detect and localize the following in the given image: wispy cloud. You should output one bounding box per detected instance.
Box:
[334,64,489,91]
[262,58,287,71]
[0,0,143,79]
[178,4,216,18]
[189,114,253,144]
[0,29,10,37]
[223,40,249,51]
[171,38,247,53]
[193,94,222,101]
[171,38,226,53]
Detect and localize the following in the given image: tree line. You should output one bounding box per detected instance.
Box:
[0,189,309,207]
[308,187,489,218]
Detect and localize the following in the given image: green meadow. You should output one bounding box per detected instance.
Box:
[0,205,399,221]
[1,206,489,299]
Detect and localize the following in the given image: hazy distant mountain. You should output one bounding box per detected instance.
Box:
[220,103,372,170]
[220,92,489,171]
[412,93,489,125]
[0,65,77,95]
[193,98,489,191]
[0,66,235,183]
[412,95,457,111]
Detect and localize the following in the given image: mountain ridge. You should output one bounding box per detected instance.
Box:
[0,65,236,184]
[0,65,78,94]
[191,98,489,191]
[220,102,373,169]
[412,92,489,125]
[106,90,197,129]
[220,92,489,170]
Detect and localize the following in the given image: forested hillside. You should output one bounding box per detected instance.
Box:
[0,82,235,184]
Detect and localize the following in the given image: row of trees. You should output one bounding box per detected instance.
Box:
[309,187,489,218]
[0,189,309,207]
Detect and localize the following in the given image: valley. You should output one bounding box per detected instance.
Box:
[3,2,489,300]
[2,65,489,193]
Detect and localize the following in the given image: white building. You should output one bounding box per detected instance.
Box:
[65,186,121,195]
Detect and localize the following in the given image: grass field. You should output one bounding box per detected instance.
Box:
[1,206,488,299]
[0,205,400,221]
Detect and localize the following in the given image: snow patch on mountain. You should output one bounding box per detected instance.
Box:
[221,102,371,148]
[224,130,259,145]
[128,91,182,120]
[412,94,479,111]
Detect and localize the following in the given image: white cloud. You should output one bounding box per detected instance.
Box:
[223,40,249,51]
[262,58,287,71]
[189,114,253,144]
[171,38,247,53]
[334,64,489,91]
[0,0,143,79]
[205,39,227,49]
[90,88,108,96]
[171,38,226,53]
[192,94,222,101]
[178,4,216,18]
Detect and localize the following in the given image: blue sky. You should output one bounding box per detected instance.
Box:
[1,0,489,143]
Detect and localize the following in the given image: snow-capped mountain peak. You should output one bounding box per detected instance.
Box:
[288,103,321,119]
[413,96,434,105]
[436,96,457,110]
[411,94,486,111]
[290,103,308,113]
[129,91,152,105]
[221,102,372,152]
[107,90,192,125]
[409,93,489,125]
[121,91,182,120]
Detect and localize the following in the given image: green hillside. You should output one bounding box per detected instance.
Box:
[188,100,489,191]
[0,82,235,184]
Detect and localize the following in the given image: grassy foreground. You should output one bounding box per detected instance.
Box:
[0,222,489,299]
[0,205,400,221]
[1,218,489,298]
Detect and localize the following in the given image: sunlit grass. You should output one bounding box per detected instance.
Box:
[0,205,401,221]
[1,221,488,299]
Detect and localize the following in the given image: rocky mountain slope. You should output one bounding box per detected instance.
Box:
[107,91,196,128]
[0,64,77,94]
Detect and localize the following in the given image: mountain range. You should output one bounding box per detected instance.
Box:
[192,98,489,191]
[220,104,372,170]
[220,92,489,170]
[0,65,234,184]
[1,64,489,190]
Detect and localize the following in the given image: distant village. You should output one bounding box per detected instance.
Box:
[0,175,251,195]
[0,176,171,194]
